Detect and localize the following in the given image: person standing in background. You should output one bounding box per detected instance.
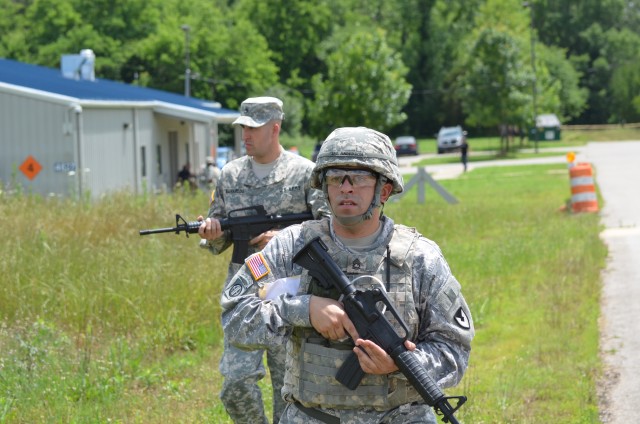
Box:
[203,156,220,191]
[460,139,469,172]
[198,97,329,424]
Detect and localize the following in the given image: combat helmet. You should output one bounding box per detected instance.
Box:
[311,127,404,194]
[311,127,404,224]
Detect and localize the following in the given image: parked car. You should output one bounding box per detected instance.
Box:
[436,126,467,154]
[394,136,419,156]
[216,146,235,169]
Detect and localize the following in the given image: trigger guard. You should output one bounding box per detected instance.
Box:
[351,275,387,315]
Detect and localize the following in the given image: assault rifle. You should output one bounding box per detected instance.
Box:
[293,237,467,424]
[140,205,314,264]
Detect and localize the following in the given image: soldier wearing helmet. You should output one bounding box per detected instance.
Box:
[221,127,474,424]
[311,126,404,225]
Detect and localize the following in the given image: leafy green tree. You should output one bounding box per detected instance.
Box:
[234,0,334,85]
[456,28,532,152]
[610,60,640,123]
[306,27,412,139]
[1,0,633,135]
[533,0,640,123]
[70,0,162,79]
[120,0,279,107]
[597,27,640,123]
[0,0,27,58]
[537,45,588,122]
[335,0,483,137]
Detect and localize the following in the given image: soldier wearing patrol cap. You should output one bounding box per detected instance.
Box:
[233,96,286,128]
[220,126,474,423]
[198,96,329,424]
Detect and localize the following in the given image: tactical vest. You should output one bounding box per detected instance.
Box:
[283,219,424,410]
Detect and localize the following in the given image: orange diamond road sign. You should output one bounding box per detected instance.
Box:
[19,155,43,180]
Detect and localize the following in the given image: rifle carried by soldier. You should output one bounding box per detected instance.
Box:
[140,205,314,264]
[293,237,467,424]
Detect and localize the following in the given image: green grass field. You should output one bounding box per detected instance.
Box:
[0,157,608,422]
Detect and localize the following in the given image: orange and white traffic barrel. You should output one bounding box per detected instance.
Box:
[569,163,598,213]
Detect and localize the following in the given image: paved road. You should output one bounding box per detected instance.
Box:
[398,142,640,423]
[397,146,577,178]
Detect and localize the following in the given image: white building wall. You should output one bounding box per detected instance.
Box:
[81,108,138,198]
[1,88,227,199]
[0,92,78,196]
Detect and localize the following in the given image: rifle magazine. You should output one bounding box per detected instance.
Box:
[335,351,365,390]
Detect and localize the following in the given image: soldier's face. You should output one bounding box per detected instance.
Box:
[242,122,279,162]
[325,168,377,219]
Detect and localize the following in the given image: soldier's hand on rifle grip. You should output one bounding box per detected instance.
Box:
[309,296,359,342]
[249,230,278,251]
[353,339,416,375]
[197,216,224,241]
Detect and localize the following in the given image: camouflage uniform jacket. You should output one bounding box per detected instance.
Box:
[221,216,474,410]
[205,149,329,283]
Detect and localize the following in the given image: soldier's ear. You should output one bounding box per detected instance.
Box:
[272,121,281,136]
[380,181,393,203]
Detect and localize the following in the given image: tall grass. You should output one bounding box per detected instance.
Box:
[387,164,605,423]
[0,163,606,423]
[0,189,230,422]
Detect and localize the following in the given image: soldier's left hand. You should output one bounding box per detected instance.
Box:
[353,339,416,375]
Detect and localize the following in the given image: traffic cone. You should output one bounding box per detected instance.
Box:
[569,162,598,213]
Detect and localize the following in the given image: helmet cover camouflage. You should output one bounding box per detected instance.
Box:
[311,127,404,194]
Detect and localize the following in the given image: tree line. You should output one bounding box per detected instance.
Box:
[2,0,639,139]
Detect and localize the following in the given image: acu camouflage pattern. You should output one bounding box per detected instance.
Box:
[311,127,404,195]
[221,216,474,424]
[218,343,284,424]
[232,96,285,128]
[282,220,426,411]
[208,149,328,424]
[207,148,329,282]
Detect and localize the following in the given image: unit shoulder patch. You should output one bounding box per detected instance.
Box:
[454,307,471,330]
[225,275,253,299]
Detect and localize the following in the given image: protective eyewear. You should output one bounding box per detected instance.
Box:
[324,169,377,187]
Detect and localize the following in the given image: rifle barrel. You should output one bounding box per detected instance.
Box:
[139,227,179,235]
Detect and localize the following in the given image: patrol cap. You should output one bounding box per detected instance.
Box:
[232,96,285,127]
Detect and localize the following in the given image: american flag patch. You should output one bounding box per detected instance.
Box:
[246,252,270,281]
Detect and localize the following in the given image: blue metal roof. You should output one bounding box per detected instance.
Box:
[0,58,239,120]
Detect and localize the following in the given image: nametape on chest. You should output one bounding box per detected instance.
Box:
[246,252,271,281]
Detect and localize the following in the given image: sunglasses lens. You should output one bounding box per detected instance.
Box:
[325,169,377,187]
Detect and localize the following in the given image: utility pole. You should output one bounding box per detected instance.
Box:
[181,24,191,97]
[523,2,538,153]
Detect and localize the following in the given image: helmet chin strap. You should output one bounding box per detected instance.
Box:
[323,176,385,227]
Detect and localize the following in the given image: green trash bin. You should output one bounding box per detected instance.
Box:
[532,114,561,141]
